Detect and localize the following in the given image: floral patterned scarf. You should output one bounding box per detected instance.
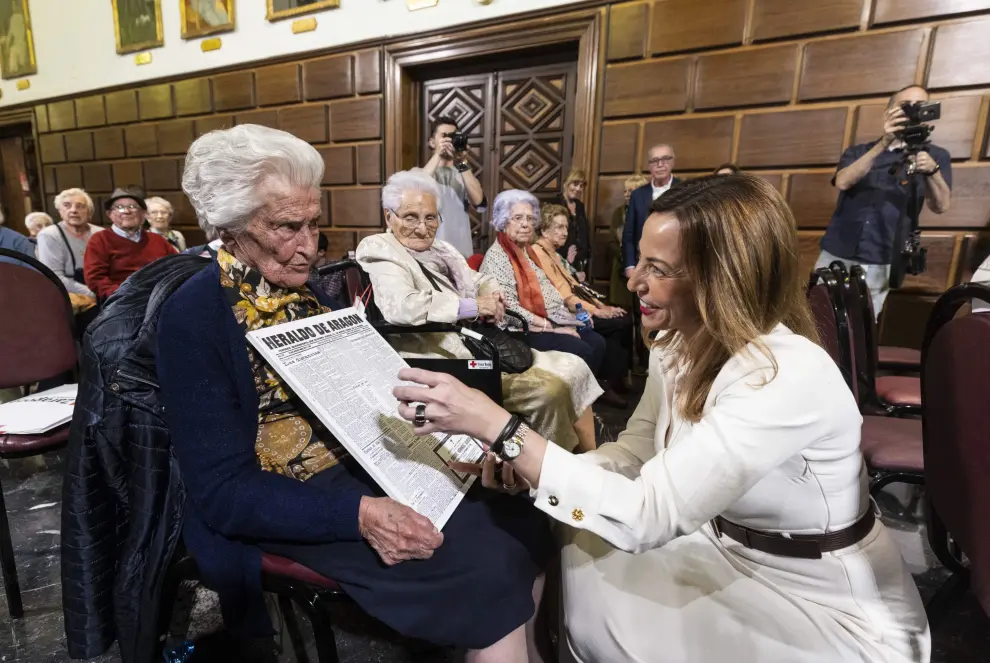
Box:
[218,248,349,480]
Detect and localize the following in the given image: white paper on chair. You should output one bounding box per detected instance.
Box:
[0,385,77,435]
[246,308,484,530]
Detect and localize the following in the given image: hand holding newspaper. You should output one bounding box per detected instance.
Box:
[247,308,485,529]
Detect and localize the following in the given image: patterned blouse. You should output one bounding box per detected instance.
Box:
[218,248,349,481]
[479,240,578,328]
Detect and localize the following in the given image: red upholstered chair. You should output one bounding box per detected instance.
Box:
[878,346,921,373]
[919,283,990,626]
[466,253,484,272]
[806,268,924,497]
[0,249,78,618]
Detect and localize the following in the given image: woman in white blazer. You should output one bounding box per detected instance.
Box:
[394,174,930,662]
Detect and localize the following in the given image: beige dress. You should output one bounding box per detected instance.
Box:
[533,326,929,662]
[357,232,602,451]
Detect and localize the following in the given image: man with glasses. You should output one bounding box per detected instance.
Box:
[622,144,678,371]
[84,187,177,300]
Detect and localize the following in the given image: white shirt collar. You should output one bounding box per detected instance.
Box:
[111,224,142,243]
[651,178,673,200]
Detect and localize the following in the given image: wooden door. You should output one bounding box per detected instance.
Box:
[0,136,31,236]
[421,61,577,252]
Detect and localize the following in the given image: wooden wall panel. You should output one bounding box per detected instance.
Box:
[874,0,990,24]
[797,230,824,284]
[596,176,627,229]
[643,115,735,170]
[64,132,95,162]
[330,98,381,141]
[604,58,691,118]
[54,165,83,191]
[279,105,328,143]
[607,2,648,61]
[919,165,990,228]
[902,234,959,292]
[929,18,990,89]
[357,144,382,184]
[695,44,798,109]
[214,72,256,111]
[650,0,747,55]
[355,49,381,95]
[112,161,144,190]
[256,64,302,107]
[304,54,354,100]
[138,84,174,120]
[799,30,925,101]
[105,90,139,124]
[174,78,213,116]
[195,115,234,137]
[738,108,847,166]
[82,164,113,193]
[787,173,837,227]
[35,106,49,134]
[158,119,195,155]
[854,95,984,159]
[124,125,159,157]
[144,159,180,192]
[48,101,76,132]
[751,0,863,41]
[75,96,107,128]
[331,188,382,227]
[93,128,125,160]
[320,146,355,185]
[756,173,783,192]
[599,122,639,173]
[236,109,280,128]
[39,134,65,164]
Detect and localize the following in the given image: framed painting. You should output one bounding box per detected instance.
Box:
[0,0,37,79]
[112,0,164,55]
[266,0,339,22]
[181,0,235,39]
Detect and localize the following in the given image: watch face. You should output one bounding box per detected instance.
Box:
[503,440,522,459]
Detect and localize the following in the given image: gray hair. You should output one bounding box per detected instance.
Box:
[54,188,95,214]
[381,169,442,211]
[145,196,173,214]
[182,124,324,235]
[491,189,541,232]
[24,212,53,233]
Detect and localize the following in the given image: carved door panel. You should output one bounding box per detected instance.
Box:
[421,62,577,253]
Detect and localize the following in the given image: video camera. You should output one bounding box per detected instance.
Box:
[443,131,470,154]
[898,100,941,149]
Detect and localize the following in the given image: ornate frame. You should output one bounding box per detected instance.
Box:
[112,0,164,55]
[180,0,236,39]
[266,0,339,22]
[0,0,37,79]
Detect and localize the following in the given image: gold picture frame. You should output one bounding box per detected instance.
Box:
[266,0,339,22]
[0,0,37,79]
[112,0,164,55]
[181,0,235,39]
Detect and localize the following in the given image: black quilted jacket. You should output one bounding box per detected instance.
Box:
[61,255,209,663]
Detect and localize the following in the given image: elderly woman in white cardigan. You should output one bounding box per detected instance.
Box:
[357,169,601,453]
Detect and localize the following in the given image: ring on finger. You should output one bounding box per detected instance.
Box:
[414,403,427,427]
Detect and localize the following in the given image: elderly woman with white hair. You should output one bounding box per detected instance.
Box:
[24,211,53,240]
[357,169,602,453]
[145,196,186,251]
[481,190,626,407]
[36,188,103,298]
[157,125,554,662]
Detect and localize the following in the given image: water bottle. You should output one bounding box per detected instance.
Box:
[575,303,592,329]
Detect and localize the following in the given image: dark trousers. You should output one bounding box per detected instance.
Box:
[591,313,633,381]
[630,304,650,369]
[528,327,606,378]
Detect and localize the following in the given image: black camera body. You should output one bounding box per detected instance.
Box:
[901,230,927,276]
[898,100,941,148]
[444,131,470,154]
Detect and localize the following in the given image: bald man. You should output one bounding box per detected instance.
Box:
[622,144,678,278]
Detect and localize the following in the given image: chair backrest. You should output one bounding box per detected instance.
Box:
[807,267,858,401]
[0,249,77,389]
[845,265,880,405]
[921,283,990,618]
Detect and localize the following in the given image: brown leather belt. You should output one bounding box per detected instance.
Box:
[712,509,876,560]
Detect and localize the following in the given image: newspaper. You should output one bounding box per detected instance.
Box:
[0,385,77,435]
[246,308,485,529]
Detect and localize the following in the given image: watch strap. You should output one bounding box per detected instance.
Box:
[489,414,520,458]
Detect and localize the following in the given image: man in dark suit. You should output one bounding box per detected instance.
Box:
[621,143,678,372]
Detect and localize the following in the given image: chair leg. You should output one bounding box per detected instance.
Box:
[926,571,971,631]
[0,477,23,619]
[279,594,311,663]
[301,590,341,663]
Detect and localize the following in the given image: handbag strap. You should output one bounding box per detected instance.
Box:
[415,260,448,293]
[54,223,77,273]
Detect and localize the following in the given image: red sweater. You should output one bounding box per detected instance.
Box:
[84,229,177,299]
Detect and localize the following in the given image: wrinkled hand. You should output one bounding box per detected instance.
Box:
[566,245,578,264]
[358,496,443,566]
[576,271,586,283]
[475,292,504,322]
[881,106,908,146]
[595,306,624,320]
[913,151,938,175]
[449,453,528,495]
[434,136,454,159]
[395,368,511,445]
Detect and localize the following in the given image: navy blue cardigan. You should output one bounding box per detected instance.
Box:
[157,260,363,634]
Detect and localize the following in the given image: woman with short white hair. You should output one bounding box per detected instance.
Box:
[145,196,185,251]
[24,211,53,239]
[157,125,553,662]
[357,169,602,453]
[36,188,102,298]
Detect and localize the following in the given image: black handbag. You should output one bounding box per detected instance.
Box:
[417,261,534,374]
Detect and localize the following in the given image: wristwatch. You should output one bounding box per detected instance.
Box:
[455,161,471,173]
[500,423,530,461]
[923,163,941,177]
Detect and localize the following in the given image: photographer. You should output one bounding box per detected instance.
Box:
[817,85,952,318]
[422,115,487,258]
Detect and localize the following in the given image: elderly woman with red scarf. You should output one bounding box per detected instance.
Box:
[479,189,625,407]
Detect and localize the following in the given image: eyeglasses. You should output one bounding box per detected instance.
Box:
[509,215,537,225]
[389,209,441,230]
[148,210,170,218]
[648,156,675,165]
[112,204,141,213]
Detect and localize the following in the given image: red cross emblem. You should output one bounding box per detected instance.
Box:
[469,361,477,368]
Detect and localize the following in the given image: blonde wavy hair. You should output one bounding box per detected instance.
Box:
[650,174,819,422]
[539,203,569,234]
